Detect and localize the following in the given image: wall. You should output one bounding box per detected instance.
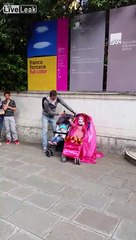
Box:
[0,92,136,154]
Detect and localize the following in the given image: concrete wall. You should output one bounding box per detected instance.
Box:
[0,92,136,154]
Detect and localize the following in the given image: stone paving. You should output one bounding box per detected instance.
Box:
[0,143,136,240]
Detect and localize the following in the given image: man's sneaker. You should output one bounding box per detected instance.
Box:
[14,140,20,145]
[6,140,11,145]
[43,147,47,153]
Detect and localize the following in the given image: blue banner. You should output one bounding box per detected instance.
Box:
[27,20,57,57]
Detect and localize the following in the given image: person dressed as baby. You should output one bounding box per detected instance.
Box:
[48,123,68,145]
[69,115,86,142]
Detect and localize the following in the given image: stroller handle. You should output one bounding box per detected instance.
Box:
[53,131,67,135]
[63,110,76,117]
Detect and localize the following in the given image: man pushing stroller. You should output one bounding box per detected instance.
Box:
[42,90,75,153]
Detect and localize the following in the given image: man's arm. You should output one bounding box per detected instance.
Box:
[58,97,75,114]
[3,100,16,111]
[7,106,16,111]
[2,100,10,111]
[8,100,16,111]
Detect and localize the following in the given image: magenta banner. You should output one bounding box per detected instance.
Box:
[57,18,69,91]
[107,5,136,92]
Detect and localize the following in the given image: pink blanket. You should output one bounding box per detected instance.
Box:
[68,114,103,164]
[80,115,103,164]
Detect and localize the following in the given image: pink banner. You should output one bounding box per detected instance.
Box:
[57,18,69,91]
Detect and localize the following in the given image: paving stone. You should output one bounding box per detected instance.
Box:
[122,179,136,192]
[49,200,82,220]
[20,175,64,194]
[3,153,23,162]
[0,194,24,218]
[0,218,19,240]
[106,201,136,223]
[3,161,24,168]
[128,193,136,205]
[8,206,59,237]
[76,192,110,210]
[98,175,125,188]
[74,208,119,237]
[112,169,136,181]
[9,229,43,240]
[18,147,44,159]
[96,161,117,171]
[105,238,115,240]
[0,158,12,166]
[0,167,28,181]
[0,151,9,158]
[0,180,18,193]
[21,156,47,166]
[105,154,127,165]
[17,164,44,174]
[1,144,136,240]
[68,177,107,194]
[40,158,70,172]
[114,164,136,174]
[56,186,83,201]
[113,220,136,240]
[39,169,71,183]
[103,187,131,202]
[44,221,105,240]
[25,191,60,211]
[64,166,109,181]
[8,186,37,201]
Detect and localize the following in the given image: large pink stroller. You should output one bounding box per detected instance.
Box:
[61,113,103,165]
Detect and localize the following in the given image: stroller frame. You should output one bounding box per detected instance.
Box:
[45,113,73,158]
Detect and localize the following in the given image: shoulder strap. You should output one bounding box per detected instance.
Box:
[42,97,48,109]
[57,97,60,103]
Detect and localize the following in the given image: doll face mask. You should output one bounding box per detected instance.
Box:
[78,116,85,126]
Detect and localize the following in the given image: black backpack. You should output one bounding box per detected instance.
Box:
[42,97,57,110]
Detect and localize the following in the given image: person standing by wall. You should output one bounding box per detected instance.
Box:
[42,90,75,152]
[2,91,19,145]
[0,98,4,146]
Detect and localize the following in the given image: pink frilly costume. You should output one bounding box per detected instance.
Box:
[62,113,103,164]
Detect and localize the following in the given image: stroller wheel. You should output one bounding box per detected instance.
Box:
[74,158,77,165]
[46,149,51,157]
[61,156,67,163]
[77,158,80,165]
[50,149,53,156]
[74,158,80,165]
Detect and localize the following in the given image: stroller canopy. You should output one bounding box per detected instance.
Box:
[70,113,103,164]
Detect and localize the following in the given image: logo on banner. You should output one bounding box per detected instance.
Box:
[110,32,136,51]
[72,18,86,30]
[110,33,122,45]
[29,60,47,74]
[1,3,37,14]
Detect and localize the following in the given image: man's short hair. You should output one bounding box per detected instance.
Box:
[4,91,11,96]
[50,90,57,97]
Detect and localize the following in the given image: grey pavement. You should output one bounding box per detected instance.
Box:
[0,143,136,240]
